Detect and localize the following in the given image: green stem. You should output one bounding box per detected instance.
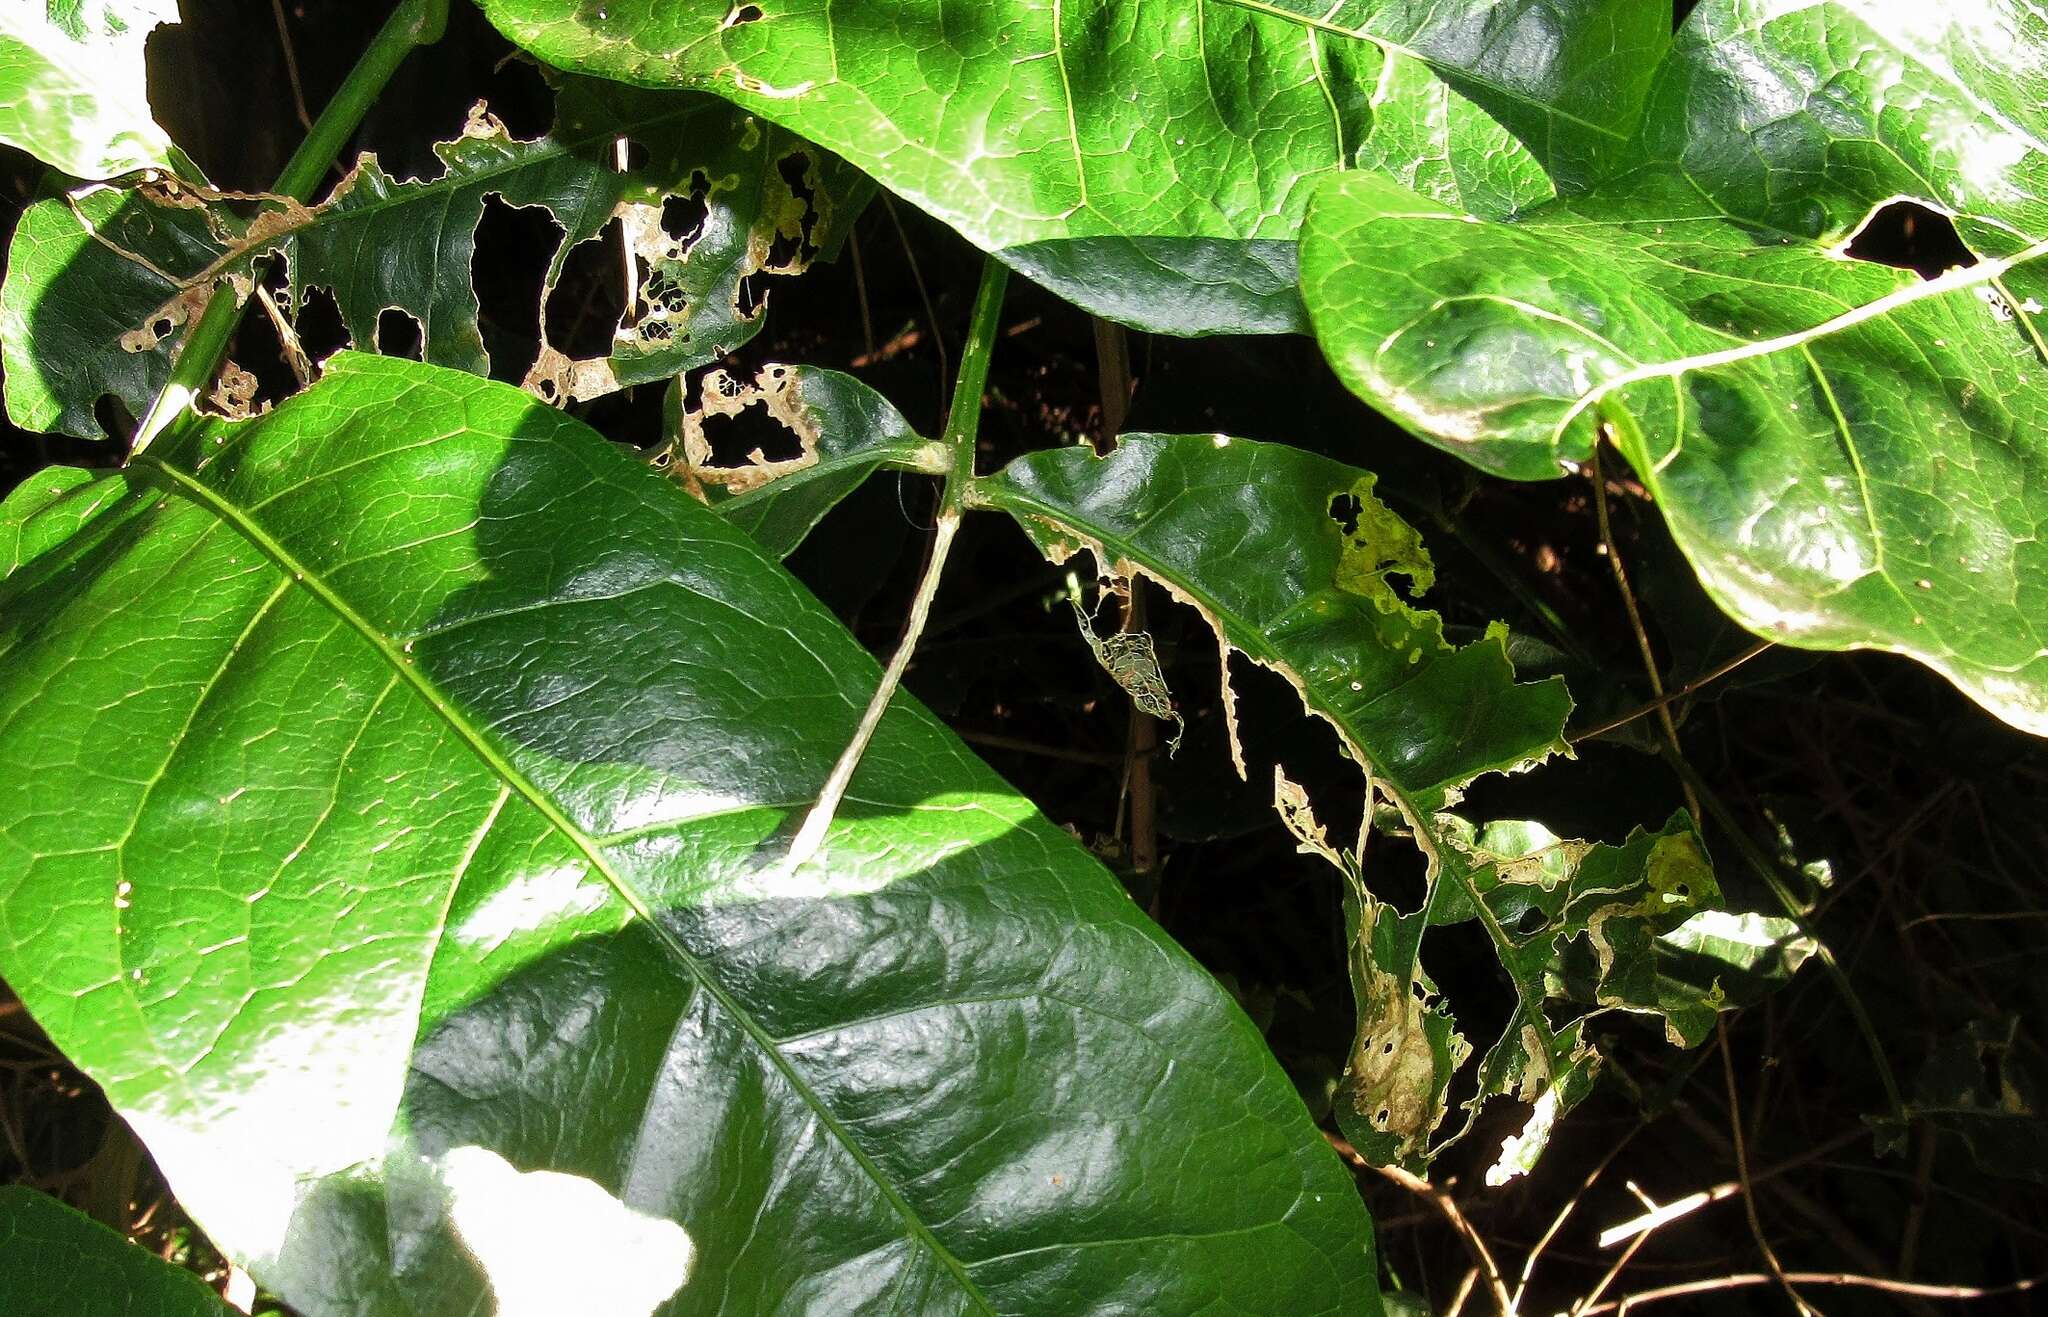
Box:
[939,258,1010,511]
[786,256,1009,868]
[133,0,450,453]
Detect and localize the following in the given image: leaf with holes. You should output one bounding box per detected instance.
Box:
[0,1187,232,1316]
[660,363,941,558]
[0,71,868,439]
[474,0,1660,334]
[0,1,184,181]
[1301,0,2048,735]
[978,434,1743,1175]
[0,354,1380,1315]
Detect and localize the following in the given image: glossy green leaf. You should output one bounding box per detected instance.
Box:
[0,74,868,438]
[0,354,1378,1315]
[662,363,940,558]
[1218,0,1667,185]
[0,1186,232,1317]
[474,0,1641,334]
[0,2,181,180]
[1301,0,2048,734]
[0,179,221,439]
[980,435,1728,1174]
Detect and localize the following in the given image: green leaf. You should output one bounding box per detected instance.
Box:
[661,363,940,559]
[0,1186,232,1316]
[980,434,1718,1174]
[0,73,869,438]
[1549,909,1817,1049]
[1300,0,2048,734]
[1907,1015,2048,1186]
[0,178,221,439]
[0,2,182,181]
[475,0,1631,334]
[0,354,1379,1315]
[1217,0,1668,186]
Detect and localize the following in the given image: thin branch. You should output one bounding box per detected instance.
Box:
[1577,1270,2045,1314]
[785,257,1009,867]
[1571,639,1774,743]
[1719,1018,1817,1316]
[1589,439,1698,820]
[1373,1158,1514,1316]
[269,0,315,132]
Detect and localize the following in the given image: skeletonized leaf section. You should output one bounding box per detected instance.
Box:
[1299,0,2048,734]
[0,355,1379,1315]
[661,362,940,558]
[979,435,1776,1174]
[0,72,868,438]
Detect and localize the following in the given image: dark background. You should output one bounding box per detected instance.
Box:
[2,3,2044,1313]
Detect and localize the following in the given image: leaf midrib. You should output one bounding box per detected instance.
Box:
[127,449,1000,1314]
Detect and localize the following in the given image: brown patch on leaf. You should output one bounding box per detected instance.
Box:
[671,364,820,495]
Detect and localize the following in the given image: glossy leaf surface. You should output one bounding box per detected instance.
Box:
[0,75,867,438]
[981,435,1744,1173]
[0,2,181,180]
[1218,0,1666,185]
[1301,0,2048,734]
[475,0,1645,334]
[0,1186,232,1317]
[0,355,1378,1314]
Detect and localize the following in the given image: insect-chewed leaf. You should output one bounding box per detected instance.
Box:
[0,71,869,439]
[476,0,1661,334]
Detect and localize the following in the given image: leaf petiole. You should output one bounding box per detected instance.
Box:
[784,255,1010,867]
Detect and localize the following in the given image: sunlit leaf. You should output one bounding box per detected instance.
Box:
[1300,0,2048,734]
[0,354,1380,1315]
[0,2,182,180]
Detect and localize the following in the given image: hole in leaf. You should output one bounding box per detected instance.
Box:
[1328,492,1363,537]
[1514,907,1547,938]
[697,401,805,467]
[480,52,556,141]
[293,286,351,365]
[376,309,425,361]
[475,196,559,383]
[732,3,765,23]
[773,151,822,267]
[544,217,630,360]
[93,394,136,445]
[661,174,712,247]
[617,138,649,172]
[735,271,770,319]
[1843,200,1976,280]
[571,384,667,451]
